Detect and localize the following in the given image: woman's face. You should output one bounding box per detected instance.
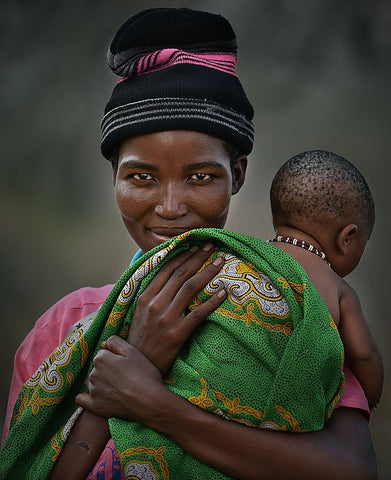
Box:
[114,130,247,253]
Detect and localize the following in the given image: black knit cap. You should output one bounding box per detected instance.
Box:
[101,7,254,159]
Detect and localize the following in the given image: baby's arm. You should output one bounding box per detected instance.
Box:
[338,281,383,408]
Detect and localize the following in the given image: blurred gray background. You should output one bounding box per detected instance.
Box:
[1,0,390,477]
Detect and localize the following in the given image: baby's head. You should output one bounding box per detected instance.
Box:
[270,150,375,276]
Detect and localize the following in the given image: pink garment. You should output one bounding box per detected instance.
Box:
[338,365,370,415]
[136,49,237,76]
[3,285,370,479]
[1,285,124,480]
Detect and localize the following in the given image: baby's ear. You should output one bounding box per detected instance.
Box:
[336,224,359,255]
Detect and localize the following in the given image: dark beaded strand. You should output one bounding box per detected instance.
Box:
[268,235,330,266]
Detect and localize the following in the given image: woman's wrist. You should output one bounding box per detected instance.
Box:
[138,389,376,480]
[144,386,189,433]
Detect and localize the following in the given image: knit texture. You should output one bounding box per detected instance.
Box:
[0,228,344,479]
[101,8,254,159]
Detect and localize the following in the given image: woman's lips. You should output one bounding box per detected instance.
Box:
[148,228,191,243]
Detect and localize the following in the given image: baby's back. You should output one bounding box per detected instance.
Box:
[271,242,343,325]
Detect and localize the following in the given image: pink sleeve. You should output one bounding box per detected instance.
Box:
[337,365,370,419]
[2,285,113,442]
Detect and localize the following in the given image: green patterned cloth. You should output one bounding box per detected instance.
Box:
[0,229,344,480]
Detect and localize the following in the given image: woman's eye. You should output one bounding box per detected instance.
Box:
[130,173,153,180]
[190,173,212,181]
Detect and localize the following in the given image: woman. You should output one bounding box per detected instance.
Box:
[1,7,376,480]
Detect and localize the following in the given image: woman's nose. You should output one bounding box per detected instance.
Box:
[154,185,188,219]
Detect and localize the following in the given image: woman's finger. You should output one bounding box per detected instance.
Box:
[159,243,216,300]
[75,392,92,410]
[101,335,130,356]
[177,288,227,338]
[135,247,199,299]
[84,375,93,393]
[141,243,215,301]
[169,255,225,311]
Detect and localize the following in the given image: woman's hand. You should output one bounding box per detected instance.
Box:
[77,341,377,480]
[75,243,377,480]
[77,243,226,417]
[127,243,226,374]
[76,338,165,422]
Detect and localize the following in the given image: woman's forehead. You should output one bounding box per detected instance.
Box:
[118,131,229,163]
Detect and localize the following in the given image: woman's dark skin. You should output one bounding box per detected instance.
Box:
[77,249,376,480]
[51,131,377,480]
[49,247,228,480]
[49,130,245,479]
[81,340,376,480]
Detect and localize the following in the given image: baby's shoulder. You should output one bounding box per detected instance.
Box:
[338,278,362,314]
[338,278,359,299]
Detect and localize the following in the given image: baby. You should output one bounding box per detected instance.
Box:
[269,149,383,408]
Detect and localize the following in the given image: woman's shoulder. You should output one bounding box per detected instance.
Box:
[14,284,114,381]
[56,284,115,312]
[2,285,115,443]
[24,285,114,352]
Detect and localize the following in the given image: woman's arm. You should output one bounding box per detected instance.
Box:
[75,246,377,480]
[77,340,377,480]
[339,281,383,408]
[2,286,112,445]
[51,244,226,478]
[48,410,110,480]
[123,243,226,374]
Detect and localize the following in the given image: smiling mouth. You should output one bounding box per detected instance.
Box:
[148,228,192,242]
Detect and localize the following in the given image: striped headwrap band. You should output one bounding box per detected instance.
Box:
[101,7,254,159]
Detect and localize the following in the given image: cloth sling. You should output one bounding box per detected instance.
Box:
[0,229,344,480]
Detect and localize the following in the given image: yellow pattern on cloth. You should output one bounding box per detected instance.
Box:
[0,229,344,480]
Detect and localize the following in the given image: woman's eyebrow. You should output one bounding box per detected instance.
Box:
[119,159,157,171]
[184,161,224,171]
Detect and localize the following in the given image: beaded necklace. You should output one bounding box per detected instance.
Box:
[268,235,330,266]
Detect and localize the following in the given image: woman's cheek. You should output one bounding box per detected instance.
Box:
[115,185,148,219]
[196,189,231,222]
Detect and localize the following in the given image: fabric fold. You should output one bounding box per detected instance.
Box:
[0,228,344,480]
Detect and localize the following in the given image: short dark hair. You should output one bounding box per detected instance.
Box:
[222,141,243,170]
[270,150,375,235]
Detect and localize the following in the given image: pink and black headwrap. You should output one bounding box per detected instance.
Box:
[101,7,254,159]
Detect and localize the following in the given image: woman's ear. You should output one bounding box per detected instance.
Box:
[110,153,119,186]
[111,162,118,186]
[231,156,247,195]
[336,224,359,255]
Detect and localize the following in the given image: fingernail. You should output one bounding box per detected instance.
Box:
[217,289,226,298]
[189,245,199,253]
[202,242,214,252]
[212,256,224,267]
